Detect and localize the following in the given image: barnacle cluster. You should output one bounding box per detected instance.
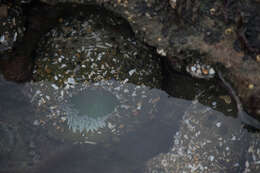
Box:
[34,13,161,88]
[0,2,25,53]
[24,11,162,142]
[186,60,215,79]
[145,101,250,172]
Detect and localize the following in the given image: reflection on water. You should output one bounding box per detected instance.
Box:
[33,119,177,173]
[0,74,260,173]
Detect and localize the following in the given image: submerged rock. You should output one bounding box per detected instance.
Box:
[244,133,260,172]
[0,123,15,160]
[145,100,255,172]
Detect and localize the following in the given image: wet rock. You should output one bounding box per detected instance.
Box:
[0,55,33,82]
[0,1,65,82]
[247,88,260,117]
[0,0,257,118]
[244,132,260,172]
[37,0,260,119]
[32,8,161,88]
[0,123,16,160]
[0,1,25,53]
[145,100,253,172]
[0,4,8,18]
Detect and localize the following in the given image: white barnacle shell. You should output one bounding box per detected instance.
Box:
[128,69,136,76]
[0,35,5,43]
[196,69,202,75]
[209,155,215,161]
[67,77,76,85]
[13,32,17,42]
[216,122,221,127]
[51,84,59,90]
[191,66,196,72]
[156,48,167,56]
[60,64,67,68]
[209,68,215,75]
[54,75,58,80]
[123,78,129,84]
[170,0,177,9]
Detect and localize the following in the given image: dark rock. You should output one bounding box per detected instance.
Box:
[1,0,259,118]
[0,1,25,53]
[0,4,8,18]
[247,88,260,118]
[0,55,32,82]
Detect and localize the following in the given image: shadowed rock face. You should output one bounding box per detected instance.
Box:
[0,1,59,82]
[1,0,260,117]
[0,55,33,82]
[247,89,260,117]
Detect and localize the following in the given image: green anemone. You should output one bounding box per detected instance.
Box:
[61,88,119,132]
[70,89,119,119]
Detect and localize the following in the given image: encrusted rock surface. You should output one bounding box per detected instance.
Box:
[145,100,260,173]
[38,0,260,118]
[0,1,25,52]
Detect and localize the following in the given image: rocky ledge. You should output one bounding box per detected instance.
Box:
[0,0,260,118]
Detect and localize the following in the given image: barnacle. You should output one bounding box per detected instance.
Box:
[186,60,215,79]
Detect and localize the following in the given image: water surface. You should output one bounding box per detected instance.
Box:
[0,73,259,173]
